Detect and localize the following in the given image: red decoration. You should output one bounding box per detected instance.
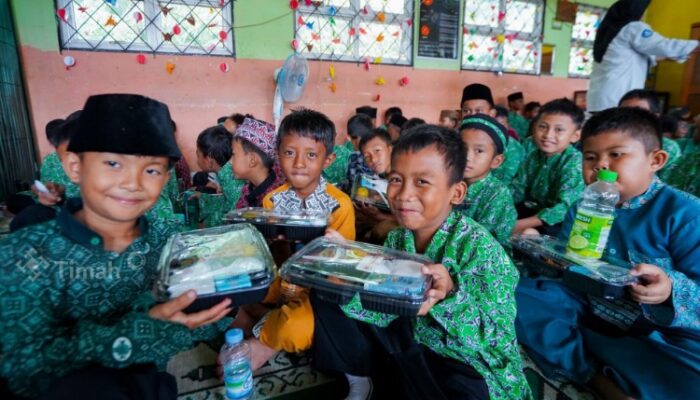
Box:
[134,11,143,23]
[219,30,228,41]
[348,27,356,36]
[405,18,413,27]
[305,0,311,5]
[220,63,230,73]
[399,76,409,86]
[359,27,367,35]
[420,25,430,36]
[173,25,182,35]
[136,54,146,64]
[297,16,305,26]
[498,11,506,22]
[57,8,66,22]
[332,37,341,44]
[311,32,320,41]
[78,6,87,13]
[373,94,381,102]
[362,6,368,15]
[291,39,299,50]
[289,0,299,9]
[423,0,434,5]
[364,58,370,71]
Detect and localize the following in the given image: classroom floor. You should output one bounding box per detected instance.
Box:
[169,343,597,400]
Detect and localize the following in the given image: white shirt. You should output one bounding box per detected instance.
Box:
[587,22,698,112]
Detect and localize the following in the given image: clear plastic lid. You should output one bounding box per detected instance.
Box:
[351,174,391,211]
[154,223,275,302]
[223,207,328,227]
[280,237,432,313]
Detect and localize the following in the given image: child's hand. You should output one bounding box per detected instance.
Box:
[418,264,454,316]
[149,290,233,329]
[188,192,202,200]
[629,264,673,304]
[33,182,64,206]
[513,216,542,235]
[324,228,345,242]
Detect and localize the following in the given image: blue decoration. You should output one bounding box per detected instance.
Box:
[306,21,314,29]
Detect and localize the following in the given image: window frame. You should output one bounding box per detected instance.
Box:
[567,4,606,78]
[461,0,545,75]
[294,0,415,66]
[55,0,235,57]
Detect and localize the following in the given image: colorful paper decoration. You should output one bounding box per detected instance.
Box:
[392,31,399,37]
[359,27,367,35]
[134,11,143,23]
[305,0,311,5]
[311,33,320,41]
[220,63,230,73]
[219,30,228,41]
[297,16,305,26]
[186,15,196,26]
[420,25,430,36]
[291,39,299,50]
[63,55,76,70]
[399,76,409,86]
[136,54,146,64]
[422,0,434,5]
[329,6,337,16]
[363,58,370,71]
[78,6,87,13]
[173,25,182,35]
[163,32,173,41]
[289,0,299,10]
[348,27,356,36]
[160,6,172,17]
[57,8,67,22]
[306,21,314,29]
[376,12,386,23]
[375,76,386,85]
[166,61,175,75]
[373,94,381,102]
[373,57,382,64]
[376,33,384,42]
[306,43,313,51]
[105,16,117,27]
[329,82,337,93]
[496,34,505,44]
[105,0,117,5]
[329,65,335,79]
[331,37,341,44]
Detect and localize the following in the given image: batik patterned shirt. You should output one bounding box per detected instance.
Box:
[199,161,245,227]
[322,144,352,187]
[510,146,585,226]
[461,173,516,247]
[508,112,530,138]
[341,211,531,399]
[662,152,700,197]
[0,198,231,397]
[40,152,80,199]
[662,137,682,169]
[492,139,525,184]
[676,138,700,155]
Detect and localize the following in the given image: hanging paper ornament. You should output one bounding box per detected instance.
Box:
[291,39,299,50]
[63,55,76,70]
[136,54,146,64]
[392,31,399,37]
[373,57,382,64]
[297,16,305,26]
[331,37,341,44]
[362,6,368,15]
[57,8,67,22]
[329,82,337,93]
[173,25,182,35]
[420,25,430,36]
[219,30,228,41]
[373,94,381,102]
[329,6,337,16]
[163,32,173,41]
[105,16,117,27]
[306,43,313,51]
[220,63,230,73]
[186,15,196,26]
[359,27,367,35]
[312,1,322,6]
[496,34,504,44]
[348,27,356,36]
[329,17,336,26]
[208,23,218,28]
[376,33,384,42]
[105,0,117,6]
[134,11,143,23]
[363,58,370,71]
[329,65,335,79]
[469,27,477,34]
[165,61,175,75]
[376,12,386,23]
[289,0,299,10]
[405,18,413,27]
[161,6,172,16]
[468,41,477,49]
[399,76,409,87]
[78,6,88,13]
[306,21,314,29]
[498,11,505,22]
[304,0,311,5]
[311,33,320,41]
[375,76,386,85]
[422,0,434,5]
[467,54,475,62]
[220,0,225,6]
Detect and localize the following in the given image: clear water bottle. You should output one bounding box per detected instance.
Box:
[220,329,254,400]
[567,170,620,259]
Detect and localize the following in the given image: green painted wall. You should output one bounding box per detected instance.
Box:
[10,0,616,78]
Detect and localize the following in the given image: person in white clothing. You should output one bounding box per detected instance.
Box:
[587,0,699,112]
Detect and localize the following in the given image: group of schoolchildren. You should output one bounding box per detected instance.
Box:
[1,80,699,400]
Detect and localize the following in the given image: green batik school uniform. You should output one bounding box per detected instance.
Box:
[40,152,80,199]
[676,138,700,155]
[508,112,529,138]
[340,211,532,400]
[510,146,585,226]
[0,198,232,398]
[199,161,245,227]
[460,173,517,247]
[145,167,183,228]
[492,139,525,184]
[322,144,352,187]
[662,137,682,170]
[663,152,700,197]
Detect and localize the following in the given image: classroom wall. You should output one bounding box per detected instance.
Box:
[645,0,700,106]
[10,0,612,167]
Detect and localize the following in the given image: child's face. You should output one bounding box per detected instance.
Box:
[439,117,457,129]
[387,124,401,141]
[361,137,392,175]
[582,131,667,203]
[524,106,540,120]
[387,145,466,238]
[460,128,504,184]
[64,152,169,223]
[349,135,360,150]
[510,99,524,112]
[460,100,493,119]
[278,133,334,195]
[231,140,254,180]
[533,113,581,156]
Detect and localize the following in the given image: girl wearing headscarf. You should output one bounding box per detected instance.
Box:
[587,0,698,112]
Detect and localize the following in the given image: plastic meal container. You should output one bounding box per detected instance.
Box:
[510,235,638,300]
[351,174,391,212]
[154,223,275,313]
[279,237,432,316]
[223,207,328,242]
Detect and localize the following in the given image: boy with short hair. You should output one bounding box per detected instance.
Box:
[231,117,285,208]
[523,101,541,123]
[345,113,376,192]
[507,91,529,138]
[355,105,377,127]
[383,106,403,129]
[0,94,233,398]
[311,125,531,400]
[459,115,517,247]
[387,114,408,141]
[516,107,700,400]
[510,98,586,235]
[243,108,356,369]
[438,109,460,129]
[619,89,682,168]
[461,84,525,185]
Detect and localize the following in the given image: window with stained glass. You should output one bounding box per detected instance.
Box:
[568,5,606,77]
[294,0,414,65]
[56,0,234,56]
[462,0,544,74]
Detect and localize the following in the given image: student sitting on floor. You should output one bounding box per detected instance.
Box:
[231,117,285,208]
[458,114,517,248]
[311,125,531,400]
[516,107,700,400]
[0,94,234,400]
[511,98,586,236]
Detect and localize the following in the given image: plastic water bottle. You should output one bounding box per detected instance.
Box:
[220,329,254,399]
[567,170,620,259]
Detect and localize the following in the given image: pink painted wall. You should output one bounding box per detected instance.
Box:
[19,47,588,168]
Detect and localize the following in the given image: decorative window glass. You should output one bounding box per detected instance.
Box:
[56,0,234,56]
[295,0,414,65]
[568,5,606,77]
[462,0,544,74]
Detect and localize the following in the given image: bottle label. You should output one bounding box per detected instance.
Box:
[224,360,253,399]
[567,209,614,259]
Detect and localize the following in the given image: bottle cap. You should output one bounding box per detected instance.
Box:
[225,328,244,345]
[597,170,618,183]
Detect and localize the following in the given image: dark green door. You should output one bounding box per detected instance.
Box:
[0,0,36,202]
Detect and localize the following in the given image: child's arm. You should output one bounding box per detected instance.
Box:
[535,158,585,226]
[509,159,528,204]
